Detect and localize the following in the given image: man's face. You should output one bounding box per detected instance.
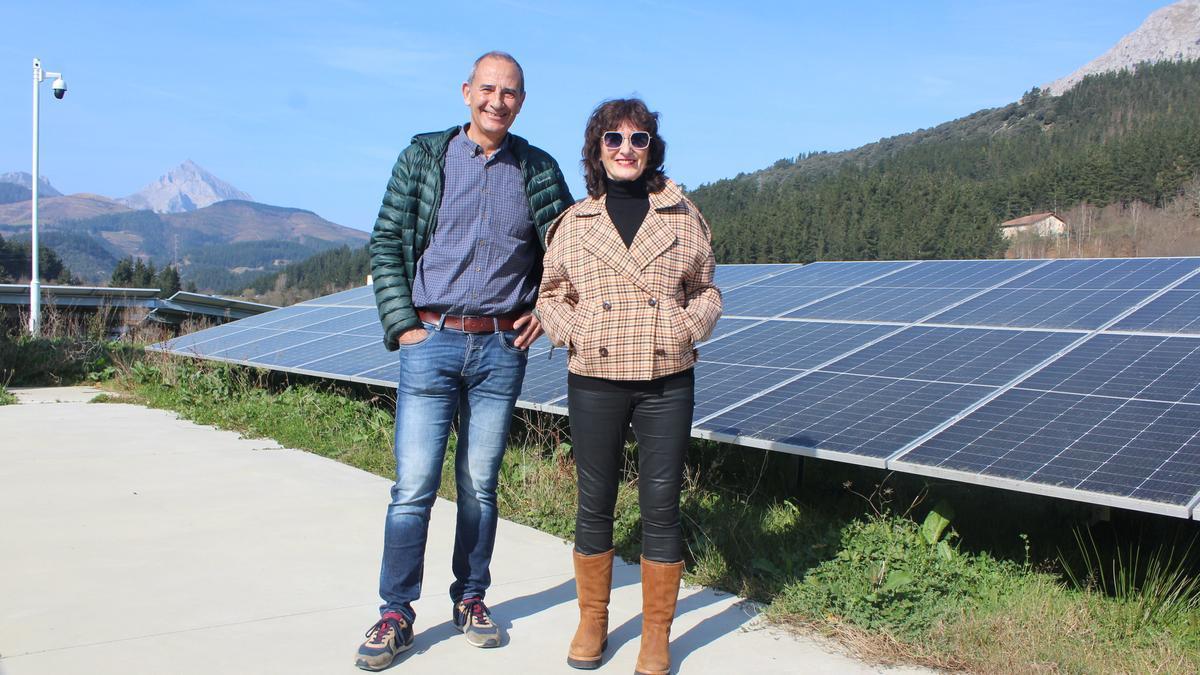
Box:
[462,57,525,138]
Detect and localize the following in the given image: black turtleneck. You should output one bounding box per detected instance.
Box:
[605,176,650,248]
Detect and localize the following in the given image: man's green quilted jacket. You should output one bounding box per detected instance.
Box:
[369,126,573,350]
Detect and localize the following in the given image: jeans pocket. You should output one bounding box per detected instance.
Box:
[398,324,435,349]
[498,330,528,354]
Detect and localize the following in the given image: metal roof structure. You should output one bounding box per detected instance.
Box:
[0,284,275,324]
[148,292,278,325]
[0,284,160,309]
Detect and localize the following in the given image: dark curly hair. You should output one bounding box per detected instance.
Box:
[582,98,667,198]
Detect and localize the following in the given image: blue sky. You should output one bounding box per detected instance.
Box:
[0,1,1172,232]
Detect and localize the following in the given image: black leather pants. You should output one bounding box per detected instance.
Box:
[568,376,694,563]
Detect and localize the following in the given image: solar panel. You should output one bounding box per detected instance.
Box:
[302,308,379,334]
[720,285,843,317]
[344,321,389,338]
[203,304,328,331]
[692,363,796,421]
[714,264,802,289]
[1112,291,1200,334]
[698,372,992,466]
[151,260,1200,519]
[999,258,1200,290]
[254,334,372,368]
[700,320,896,370]
[301,342,398,378]
[785,286,979,323]
[892,390,1200,516]
[166,326,284,355]
[705,318,759,342]
[358,362,400,385]
[1177,274,1200,291]
[753,260,914,286]
[303,285,375,307]
[516,354,571,407]
[1018,334,1200,405]
[260,307,365,330]
[209,329,324,362]
[864,259,1044,288]
[821,326,1080,386]
[927,288,1154,329]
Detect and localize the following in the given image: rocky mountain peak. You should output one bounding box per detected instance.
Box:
[1043,0,1200,95]
[121,160,253,214]
[0,172,62,197]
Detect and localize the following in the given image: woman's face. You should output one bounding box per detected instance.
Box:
[600,120,650,183]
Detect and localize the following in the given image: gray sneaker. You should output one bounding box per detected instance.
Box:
[453,597,503,648]
[355,612,414,671]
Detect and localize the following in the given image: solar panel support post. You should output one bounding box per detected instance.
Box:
[781,453,805,493]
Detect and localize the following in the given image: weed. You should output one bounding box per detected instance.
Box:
[1060,526,1200,631]
[773,513,1024,640]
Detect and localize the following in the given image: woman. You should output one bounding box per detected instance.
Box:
[536,99,722,675]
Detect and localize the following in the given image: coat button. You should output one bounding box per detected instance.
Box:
[602,301,612,311]
[648,298,657,307]
[654,348,666,356]
[599,347,609,357]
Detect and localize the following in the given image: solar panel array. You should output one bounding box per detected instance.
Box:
[151,258,1200,519]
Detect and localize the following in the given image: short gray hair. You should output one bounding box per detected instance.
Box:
[467,51,525,93]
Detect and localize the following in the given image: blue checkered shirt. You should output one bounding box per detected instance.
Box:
[411,127,539,316]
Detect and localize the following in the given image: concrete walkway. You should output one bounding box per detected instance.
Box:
[0,387,927,675]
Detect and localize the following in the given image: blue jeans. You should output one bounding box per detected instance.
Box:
[378,322,528,622]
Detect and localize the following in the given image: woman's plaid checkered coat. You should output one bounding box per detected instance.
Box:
[536,179,723,381]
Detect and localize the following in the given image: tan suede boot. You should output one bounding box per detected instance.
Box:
[634,556,684,675]
[567,548,614,669]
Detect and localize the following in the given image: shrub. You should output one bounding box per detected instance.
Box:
[775,512,1025,640]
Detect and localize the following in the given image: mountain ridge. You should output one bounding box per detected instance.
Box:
[120,159,254,213]
[0,197,368,289]
[1043,0,1200,95]
[0,172,62,198]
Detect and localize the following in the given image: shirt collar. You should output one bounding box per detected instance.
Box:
[458,124,509,159]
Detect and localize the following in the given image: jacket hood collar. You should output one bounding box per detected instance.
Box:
[575,178,684,216]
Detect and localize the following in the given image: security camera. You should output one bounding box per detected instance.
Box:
[51,77,67,99]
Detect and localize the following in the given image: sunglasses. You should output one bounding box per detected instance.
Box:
[602,130,652,150]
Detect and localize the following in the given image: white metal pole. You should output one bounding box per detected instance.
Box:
[30,58,42,336]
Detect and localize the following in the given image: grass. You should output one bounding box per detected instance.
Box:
[0,383,17,405]
[0,306,156,388]
[20,338,1200,674]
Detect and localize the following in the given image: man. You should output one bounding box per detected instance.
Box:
[356,51,573,671]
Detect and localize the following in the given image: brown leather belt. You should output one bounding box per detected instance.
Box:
[417,309,522,333]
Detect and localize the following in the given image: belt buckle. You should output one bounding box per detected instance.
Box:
[460,314,492,333]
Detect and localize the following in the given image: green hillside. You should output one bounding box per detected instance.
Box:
[0,234,76,284]
[0,183,30,205]
[688,60,1200,263]
[230,244,370,304]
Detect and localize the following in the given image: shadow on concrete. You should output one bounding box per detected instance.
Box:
[605,582,730,656]
[408,618,469,655]
[490,559,641,630]
[672,598,759,669]
[404,561,642,656]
